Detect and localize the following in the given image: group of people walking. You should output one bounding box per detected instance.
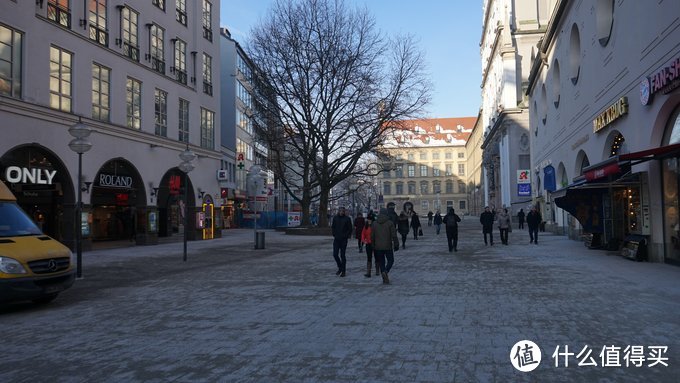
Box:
[331,204,543,284]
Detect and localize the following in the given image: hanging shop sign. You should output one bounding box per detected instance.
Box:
[593,97,628,133]
[4,166,57,185]
[518,184,531,197]
[517,170,530,184]
[98,173,133,188]
[640,55,680,105]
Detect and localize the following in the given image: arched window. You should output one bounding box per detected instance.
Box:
[569,23,581,85]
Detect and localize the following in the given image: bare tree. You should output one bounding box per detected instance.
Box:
[249,0,430,226]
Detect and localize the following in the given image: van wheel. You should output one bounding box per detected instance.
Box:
[32,293,59,304]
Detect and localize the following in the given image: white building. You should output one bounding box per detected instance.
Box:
[380,118,475,216]
[480,0,556,215]
[526,0,680,264]
[0,0,222,248]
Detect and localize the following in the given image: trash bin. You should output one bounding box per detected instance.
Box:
[255,231,265,249]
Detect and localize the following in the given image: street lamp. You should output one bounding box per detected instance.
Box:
[68,117,92,279]
[178,145,196,262]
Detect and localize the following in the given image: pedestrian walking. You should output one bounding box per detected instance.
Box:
[361,215,376,278]
[480,206,495,246]
[427,211,434,226]
[517,208,525,230]
[497,208,511,245]
[371,208,399,284]
[354,212,365,252]
[397,212,410,249]
[443,208,461,252]
[331,206,353,277]
[527,206,542,244]
[433,210,443,235]
[386,202,399,227]
[410,211,421,240]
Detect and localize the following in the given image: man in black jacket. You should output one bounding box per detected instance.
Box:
[480,206,495,246]
[526,206,542,244]
[443,208,461,252]
[331,207,353,276]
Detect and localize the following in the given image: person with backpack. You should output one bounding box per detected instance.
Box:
[372,208,400,284]
[433,210,443,235]
[443,208,461,252]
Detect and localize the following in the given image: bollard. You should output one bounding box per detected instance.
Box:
[255,231,265,249]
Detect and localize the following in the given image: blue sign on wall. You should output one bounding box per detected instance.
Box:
[518,184,531,196]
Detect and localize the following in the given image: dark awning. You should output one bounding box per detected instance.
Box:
[620,142,680,161]
[554,187,606,233]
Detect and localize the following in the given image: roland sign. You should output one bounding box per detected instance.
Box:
[4,166,57,185]
[98,173,133,188]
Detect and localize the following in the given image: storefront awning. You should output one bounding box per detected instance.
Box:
[619,143,680,161]
[582,157,624,181]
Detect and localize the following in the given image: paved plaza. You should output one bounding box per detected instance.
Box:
[1,218,679,382]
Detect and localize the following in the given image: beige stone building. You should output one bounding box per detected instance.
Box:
[380,118,476,216]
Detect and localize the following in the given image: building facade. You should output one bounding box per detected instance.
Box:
[380,118,475,216]
[480,0,556,215]
[0,0,222,248]
[220,28,278,228]
[465,111,485,216]
[527,0,680,264]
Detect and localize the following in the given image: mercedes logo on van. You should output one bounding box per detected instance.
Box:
[47,259,58,272]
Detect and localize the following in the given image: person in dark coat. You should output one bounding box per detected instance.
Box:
[331,206,353,277]
[410,211,421,240]
[443,208,461,252]
[526,206,542,244]
[386,202,399,227]
[397,212,410,249]
[433,210,443,235]
[517,208,525,230]
[354,212,365,252]
[480,206,495,246]
[371,208,399,284]
[427,211,434,226]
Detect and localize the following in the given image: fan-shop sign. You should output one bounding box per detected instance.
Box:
[98,174,133,188]
[4,166,57,185]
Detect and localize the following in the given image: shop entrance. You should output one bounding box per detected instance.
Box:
[1,145,73,244]
[90,159,145,243]
[157,169,195,238]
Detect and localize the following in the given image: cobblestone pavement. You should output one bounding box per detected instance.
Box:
[1,218,679,382]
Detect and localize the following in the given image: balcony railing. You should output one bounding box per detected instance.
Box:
[47,3,71,28]
[123,42,140,62]
[176,10,187,26]
[89,25,108,46]
[151,57,165,74]
[202,27,212,42]
[203,81,213,96]
[171,67,187,84]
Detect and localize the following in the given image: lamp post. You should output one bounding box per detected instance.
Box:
[68,118,92,279]
[178,146,196,262]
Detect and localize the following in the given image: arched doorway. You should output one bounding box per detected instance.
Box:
[90,158,146,244]
[1,144,74,245]
[661,105,680,264]
[157,168,195,239]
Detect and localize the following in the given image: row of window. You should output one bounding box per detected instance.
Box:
[1,24,214,149]
[393,152,465,161]
[382,180,467,195]
[383,164,466,178]
[535,0,614,129]
[46,1,214,90]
